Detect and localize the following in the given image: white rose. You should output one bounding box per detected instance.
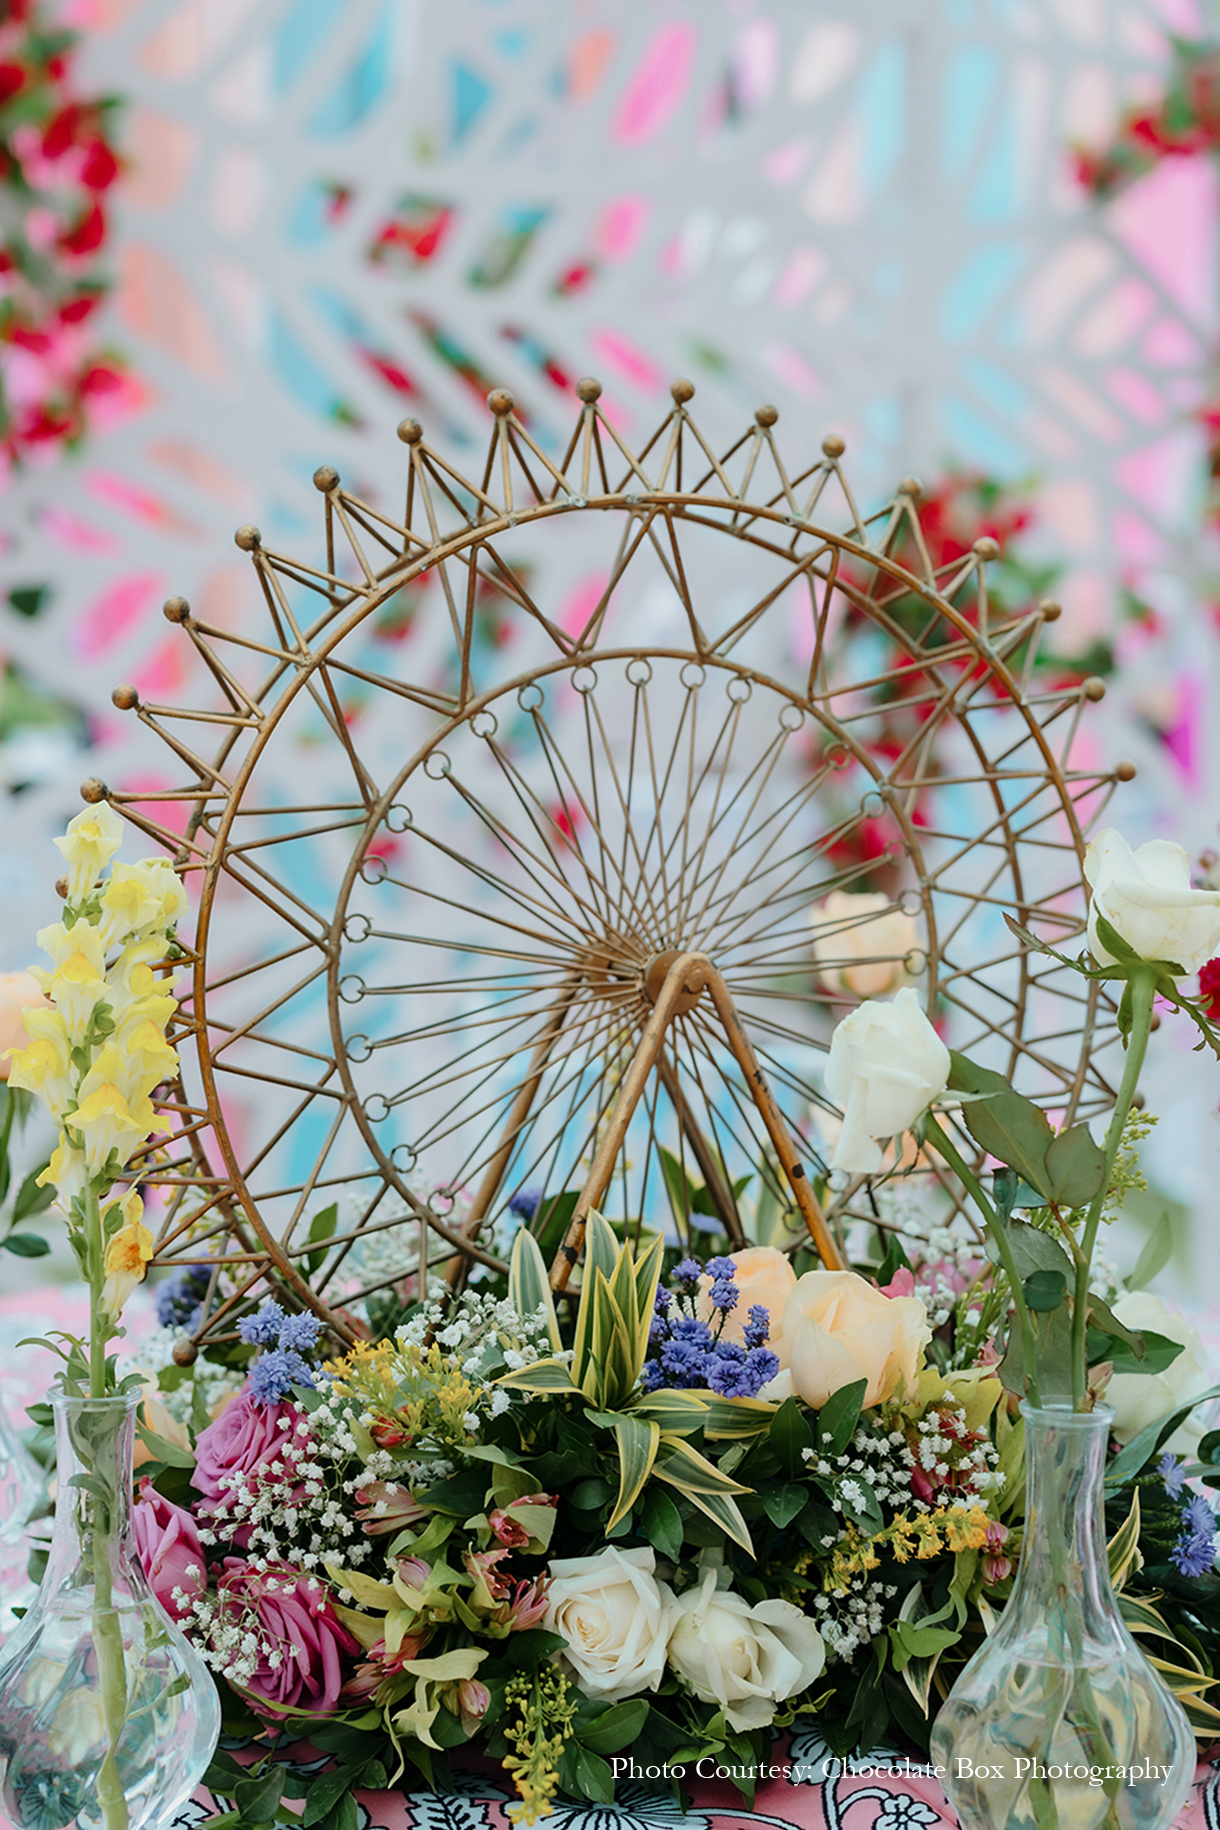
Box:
[824,987,950,1174]
[811,891,920,998]
[543,1545,675,1702]
[777,1269,931,1409]
[1085,828,1220,976]
[1105,1292,1211,1455]
[668,1568,826,1730]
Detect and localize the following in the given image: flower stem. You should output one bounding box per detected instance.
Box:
[82,1187,130,1830]
[1069,966,1157,1409]
[923,1112,1043,1407]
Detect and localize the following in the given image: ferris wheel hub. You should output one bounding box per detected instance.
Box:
[644,949,706,1014]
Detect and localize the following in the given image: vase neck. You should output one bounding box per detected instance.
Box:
[1011,1403,1115,1623]
[44,1392,140,1590]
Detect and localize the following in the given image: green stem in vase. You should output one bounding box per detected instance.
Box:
[82,1187,131,1830]
[922,1112,1043,1408]
[1069,965,1157,1409]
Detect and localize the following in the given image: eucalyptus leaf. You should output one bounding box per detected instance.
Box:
[1130,1211,1174,1290]
[1023,1269,1066,1313]
[1043,1124,1107,1208]
[948,1053,1053,1195]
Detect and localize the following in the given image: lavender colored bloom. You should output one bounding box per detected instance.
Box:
[705,1257,736,1280]
[248,1348,315,1407]
[1171,1530,1216,1578]
[743,1304,771,1351]
[673,1258,702,1289]
[708,1277,739,1313]
[1182,1493,1215,1537]
[508,1187,541,1222]
[277,1311,323,1353]
[1158,1452,1187,1499]
[653,1286,671,1316]
[154,1266,210,1330]
[239,1299,287,1348]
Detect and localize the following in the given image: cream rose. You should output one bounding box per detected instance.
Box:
[778,1269,931,1409]
[824,988,950,1174]
[543,1545,675,1702]
[698,1247,797,1352]
[1085,829,1220,976]
[811,891,920,998]
[1105,1292,1211,1455]
[668,1568,826,1730]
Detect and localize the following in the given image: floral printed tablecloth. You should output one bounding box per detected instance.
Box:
[0,1289,1214,1830]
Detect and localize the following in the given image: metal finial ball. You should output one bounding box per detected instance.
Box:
[821,434,845,458]
[55,875,68,900]
[973,536,1000,561]
[671,378,695,404]
[899,477,922,499]
[111,684,139,711]
[172,1340,199,1367]
[163,596,190,624]
[576,377,602,403]
[755,405,778,427]
[1116,759,1137,781]
[235,525,261,551]
[397,418,423,444]
[1039,598,1062,622]
[1083,677,1106,702]
[487,389,514,417]
[80,777,108,804]
[313,465,339,492]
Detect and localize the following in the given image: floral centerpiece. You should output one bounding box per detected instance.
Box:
[9,818,1220,1830]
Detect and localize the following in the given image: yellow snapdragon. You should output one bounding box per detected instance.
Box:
[51,803,124,905]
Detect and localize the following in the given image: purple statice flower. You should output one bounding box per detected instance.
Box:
[154,1265,210,1330]
[278,1311,324,1353]
[1171,1493,1217,1578]
[1158,1452,1187,1500]
[248,1348,315,1407]
[1182,1493,1215,1537]
[239,1299,287,1348]
[743,1304,771,1350]
[508,1187,541,1222]
[642,1257,778,1398]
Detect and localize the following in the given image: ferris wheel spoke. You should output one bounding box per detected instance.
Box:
[675,710,796,941]
[379,854,592,957]
[433,760,617,943]
[527,697,666,946]
[366,926,584,972]
[640,683,746,939]
[477,721,623,929]
[580,682,676,944]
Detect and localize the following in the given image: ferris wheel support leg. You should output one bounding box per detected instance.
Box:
[444,970,584,1296]
[550,952,846,1292]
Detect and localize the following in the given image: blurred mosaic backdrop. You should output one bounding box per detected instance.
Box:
[3,0,1219,1270]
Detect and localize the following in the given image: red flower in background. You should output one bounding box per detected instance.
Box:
[1199,958,1220,1019]
[0,0,128,476]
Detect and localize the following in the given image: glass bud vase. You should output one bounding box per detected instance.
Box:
[932,1402,1195,1830]
[0,1392,220,1830]
[0,1390,41,1639]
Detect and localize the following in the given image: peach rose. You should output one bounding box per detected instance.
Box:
[698,1247,797,1355]
[810,892,920,999]
[0,973,49,1079]
[779,1269,931,1409]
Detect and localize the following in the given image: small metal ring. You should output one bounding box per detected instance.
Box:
[364,1093,390,1123]
[347,1033,372,1063]
[392,1144,417,1173]
[424,751,452,779]
[471,710,499,738]
[727,676,752,704]
[518,684,544,712]
[385,804,413,833]
[360,856,388,884]
[572,666,598,695]
[344,913,371,943]
[681,663,706,691]
[780,704,806,732]
[339,974,366,1004]
[626,658,652,687]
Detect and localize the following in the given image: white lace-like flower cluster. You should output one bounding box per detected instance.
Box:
[802,1404,1004,1664]
[396,1291,556,1379]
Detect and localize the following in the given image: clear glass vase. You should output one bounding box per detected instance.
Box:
[0,1392,220,1830]
[931,1402,1195,1830]
[0,1391,41,1638]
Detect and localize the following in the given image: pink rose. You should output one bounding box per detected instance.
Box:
[212,1560,358,1719]
[131,1478,207,1622]
[191,1389,302,1504]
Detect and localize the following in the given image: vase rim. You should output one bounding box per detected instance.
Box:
[49,1388,141,1411]
[1019,1399,1115,1428]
